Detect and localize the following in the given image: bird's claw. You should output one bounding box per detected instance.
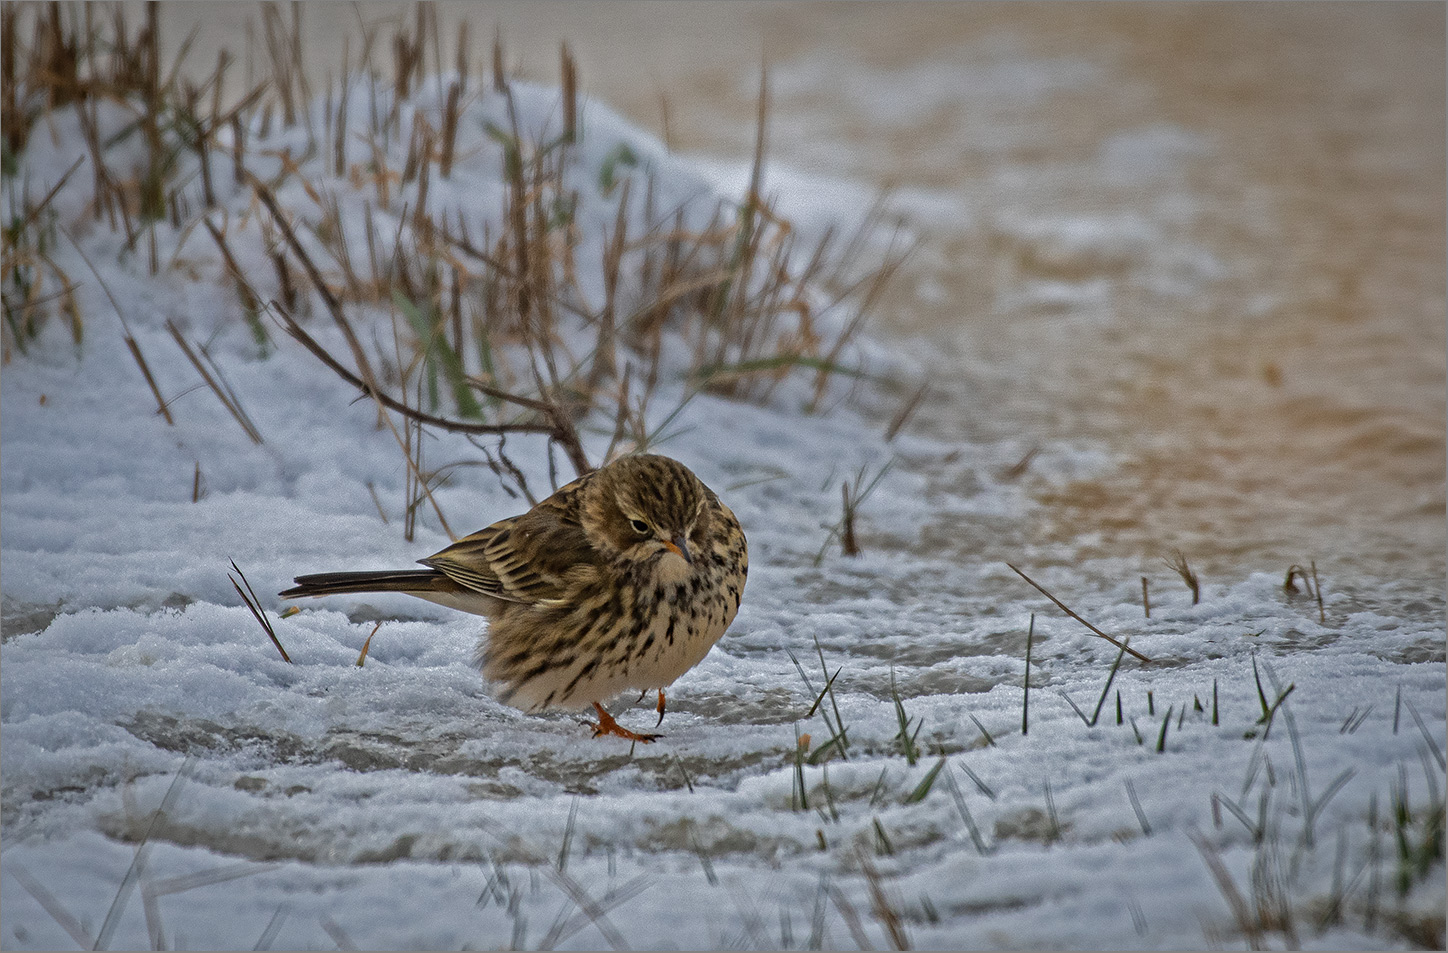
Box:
[588,702,661,743]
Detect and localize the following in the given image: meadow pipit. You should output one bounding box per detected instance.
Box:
[281,454,748,742]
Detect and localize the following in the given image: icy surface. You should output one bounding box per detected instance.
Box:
[3,22,1445,953]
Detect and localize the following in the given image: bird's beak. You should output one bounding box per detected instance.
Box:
[663,533,693,564]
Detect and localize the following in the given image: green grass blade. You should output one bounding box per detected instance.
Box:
[904,756,947,805]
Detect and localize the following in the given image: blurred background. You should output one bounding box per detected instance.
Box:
[146,0,1446,601]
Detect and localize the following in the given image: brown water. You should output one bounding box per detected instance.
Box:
[162,2,1446,603]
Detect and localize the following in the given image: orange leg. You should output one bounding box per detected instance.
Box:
[589,702,661,743]
[655,689,667,728]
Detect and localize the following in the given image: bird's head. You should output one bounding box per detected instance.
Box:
[581,454,712,572]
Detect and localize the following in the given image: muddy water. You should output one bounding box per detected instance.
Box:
[162,3,1445,608]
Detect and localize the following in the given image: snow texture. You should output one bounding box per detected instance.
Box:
[3,39,1444,953]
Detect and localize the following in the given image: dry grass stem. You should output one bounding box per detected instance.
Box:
[2,150,84,355]
[1022,613,1034,735]
[165,319,264,443]
[884,381,927,441]
[228,560,290,663]
[861,852,911,950]
[1309,561,1326,624]
[8,10,904,549]
[96,757,196,951]
[840,481,861,557]
[827,884,875,951]
[64,228,174,424]
[820,461,892,563]
[1006,563,1152,664]
[1164,549,1200,604]
[356,622,381,667]
[538,865,632,952]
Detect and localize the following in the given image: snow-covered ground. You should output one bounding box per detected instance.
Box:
[3,13,1444,952]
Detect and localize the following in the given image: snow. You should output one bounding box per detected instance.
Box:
[3,24,1445,953]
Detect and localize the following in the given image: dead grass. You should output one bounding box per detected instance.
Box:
[2,154,83,356]
[1163,549,1200,605]
[1006,563,1152,664]
[4,3,907,537]
[227,560,289,663]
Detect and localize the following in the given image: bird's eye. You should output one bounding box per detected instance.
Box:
[630,518,651,535]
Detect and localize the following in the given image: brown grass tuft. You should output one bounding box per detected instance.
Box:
[1163,549,1200,605]
[6,11,905,540]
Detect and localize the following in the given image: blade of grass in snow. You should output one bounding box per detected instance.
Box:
[904,756,947,805]
[969,714,995,747]
[1022,613,1034,735]
[1007,563,1151,663]
[1214,791,1262,841]
[395,290,484,419]
[1126,779,1152,836]
[1156,705,1173,753]
[945,767,990,855]
[1404,698,1446,771]
[792,723,810,813]
[229,560,289,663]
[891,667,922,766]
[1090,639,1131,726]
[7,865,95,950]
[252,905,287,951]
[818,763,840,823]
[959,763,996,800]
[95,757,196,950]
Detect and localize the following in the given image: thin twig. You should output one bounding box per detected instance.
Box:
[247,172,386,392]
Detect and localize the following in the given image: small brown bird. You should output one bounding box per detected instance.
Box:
[280,454,748,742]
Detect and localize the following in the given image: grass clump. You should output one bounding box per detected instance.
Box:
[2,158,82,356]
[3,4,908,537]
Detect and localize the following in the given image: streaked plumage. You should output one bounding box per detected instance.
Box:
[280,454,748,741]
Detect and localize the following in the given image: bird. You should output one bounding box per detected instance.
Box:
[280,454,748,743]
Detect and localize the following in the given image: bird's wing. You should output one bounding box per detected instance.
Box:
[419,477,597,606]
[419,518,533,603]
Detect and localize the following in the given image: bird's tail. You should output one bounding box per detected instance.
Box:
[280,570,447,599]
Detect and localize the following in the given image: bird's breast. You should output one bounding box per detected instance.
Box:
[653,551,693,587]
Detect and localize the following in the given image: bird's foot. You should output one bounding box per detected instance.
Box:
[655,688,667,728]
[588,702,661,743]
